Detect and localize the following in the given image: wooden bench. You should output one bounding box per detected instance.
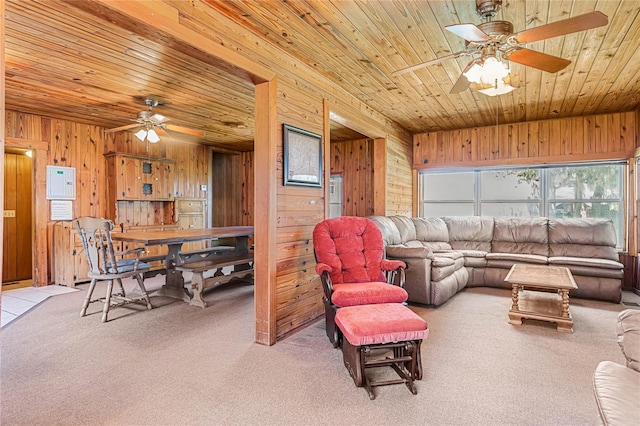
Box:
[139,254,170,279]
[176,253,254,308]
[178,246,235,263]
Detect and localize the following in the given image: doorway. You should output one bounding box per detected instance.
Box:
[3,149,33,285]
[329,175,343,218]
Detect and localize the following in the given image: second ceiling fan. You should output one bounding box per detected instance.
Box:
[105,97,205,143]
[393,0,608,95]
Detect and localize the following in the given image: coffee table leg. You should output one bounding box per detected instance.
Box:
[508,284,523,325]
[511,284,520,311]
[560,289,570,319]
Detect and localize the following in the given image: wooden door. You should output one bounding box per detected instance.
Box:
[3,152,33,283]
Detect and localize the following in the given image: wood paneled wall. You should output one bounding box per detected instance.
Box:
[414,111,637,168]
[4,110,214,285]
[241,151,254,227]
[330,138,374,217]
[386,135,413,216]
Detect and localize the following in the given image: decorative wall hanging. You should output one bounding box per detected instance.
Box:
[283,124,322,188]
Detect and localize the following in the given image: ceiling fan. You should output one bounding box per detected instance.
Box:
[105,97,205,142]
[392,0,608,95]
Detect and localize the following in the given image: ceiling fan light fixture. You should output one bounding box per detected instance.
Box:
[464,56,510,85]
[477,79,515,96]
[134,129,147,141]
[147,128,160,143]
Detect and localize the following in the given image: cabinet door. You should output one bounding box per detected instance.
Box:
[178,214,204,230]
[154,161,174,200]
[139,159,156,201]
[73,244,90,282]
[120,156,142,200]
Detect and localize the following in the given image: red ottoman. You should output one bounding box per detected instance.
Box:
[335,303,429,400]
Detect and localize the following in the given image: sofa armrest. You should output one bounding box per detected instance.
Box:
[386,244,433,259]
[593,361,640,426]
[617,309,640,372]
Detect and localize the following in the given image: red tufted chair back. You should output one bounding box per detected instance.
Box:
[313,216,386,284]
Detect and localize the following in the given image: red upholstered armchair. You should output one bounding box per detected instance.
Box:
[313,216,408,347]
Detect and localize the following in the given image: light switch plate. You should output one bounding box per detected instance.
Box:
[201,184,207,191]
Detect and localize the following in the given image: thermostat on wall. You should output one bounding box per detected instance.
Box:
[46,166,76,200]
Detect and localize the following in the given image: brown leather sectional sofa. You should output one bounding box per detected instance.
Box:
[368,216,624,305]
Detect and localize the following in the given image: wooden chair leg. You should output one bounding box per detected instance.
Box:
[102,279,114,323]
[80,279,98,317]
[135,274,153,310]
[115,277,126,297]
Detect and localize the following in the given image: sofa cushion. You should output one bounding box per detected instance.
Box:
[485,252,548,264]
[431,254,465,281]
[413,217,452,250]
[549,218,619,260]
[390,215,417,243]
[492,217,549,256]
[444,216,494,252]
[551,264,623,280]
[548,256,623,270]
[368,216,402,246]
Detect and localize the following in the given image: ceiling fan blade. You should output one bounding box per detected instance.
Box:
[151,113,169,123]
[392,51,469,76]
[507,48,571,73]
[450,73,471,94]
[445,23,490,42]
[515,11,608,43]
[105,123,142,132]
[450,59,479,94]
[155,127,168,136]
[164,124,205,137]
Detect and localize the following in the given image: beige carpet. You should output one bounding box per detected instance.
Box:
[0,277,632,425]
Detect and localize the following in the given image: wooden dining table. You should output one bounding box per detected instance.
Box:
[111,226,254,303]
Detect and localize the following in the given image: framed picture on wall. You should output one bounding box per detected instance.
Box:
[283,124,323,188]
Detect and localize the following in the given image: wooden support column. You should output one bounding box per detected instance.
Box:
[254,78,278,345]
[1,0,5,291]
[323,99,331,217]
[372,138,386,216]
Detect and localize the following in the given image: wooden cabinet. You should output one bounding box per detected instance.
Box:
[106,153,175,202]
[53,221,91,287]
[175,198,207,252]
[175,198,206,229]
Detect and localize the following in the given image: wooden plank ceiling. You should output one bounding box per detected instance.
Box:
[4,0,640,151]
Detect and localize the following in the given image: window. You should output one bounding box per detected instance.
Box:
[480,169,540,217]
[419,162,626,249]
[421,172,474,216]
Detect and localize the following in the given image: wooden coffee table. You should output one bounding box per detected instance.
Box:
[504,264,578,333]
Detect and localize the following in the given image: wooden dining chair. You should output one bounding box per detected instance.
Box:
[74,217,153,322]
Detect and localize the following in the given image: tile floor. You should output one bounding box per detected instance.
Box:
[1,285,79,328]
